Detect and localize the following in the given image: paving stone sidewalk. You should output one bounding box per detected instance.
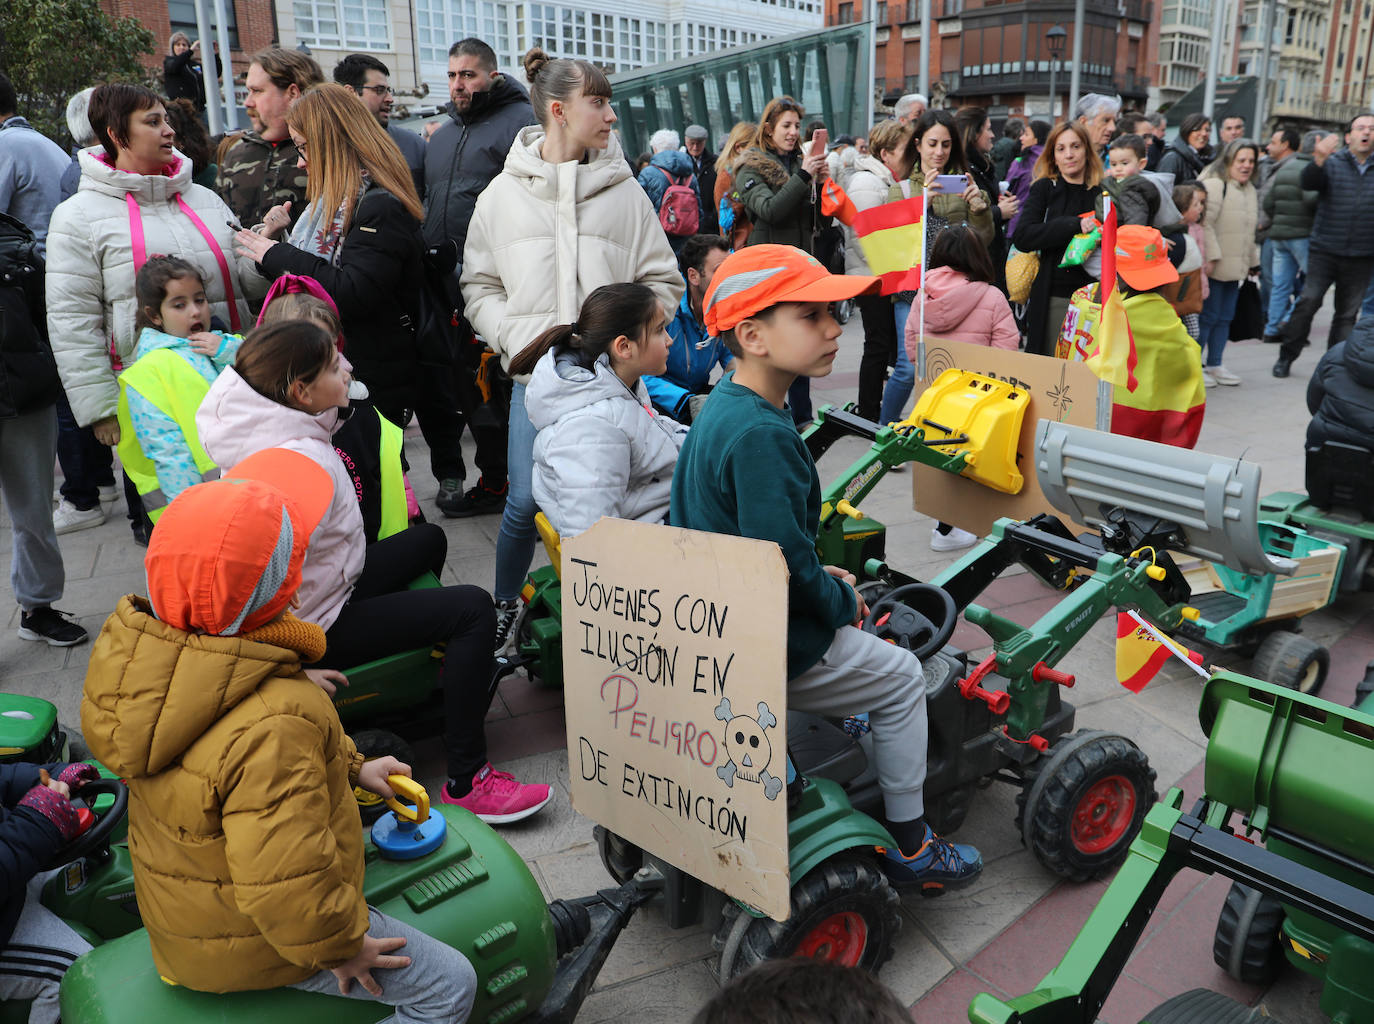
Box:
[0,310,1350,1022]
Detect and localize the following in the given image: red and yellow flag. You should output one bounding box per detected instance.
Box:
[1116,611,1205,693]
[1084,200,1139,391]
[821,179,859,226]
[853,197,925,295]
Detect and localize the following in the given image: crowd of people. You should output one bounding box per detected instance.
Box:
[3,33,1374,1023]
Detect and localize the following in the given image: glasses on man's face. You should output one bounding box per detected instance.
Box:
[361,85,394,97]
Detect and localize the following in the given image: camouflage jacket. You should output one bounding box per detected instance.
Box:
[216,132,308,228]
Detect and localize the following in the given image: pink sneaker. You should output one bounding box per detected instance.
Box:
[440,763,552,824]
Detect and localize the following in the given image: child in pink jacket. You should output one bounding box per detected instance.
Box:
[906,226,1020,357]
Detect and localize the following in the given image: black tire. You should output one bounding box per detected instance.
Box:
[352,729,417,824]
[593,825,644,885]
[1138,987,1278,1023]
[1213,881,1285,985]
[925,782,977,835]
[1250,631,1327,695]
[712,854,900,983]
[1016,730,1156,882]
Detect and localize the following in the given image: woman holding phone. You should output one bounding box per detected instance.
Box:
[878,109,994,425]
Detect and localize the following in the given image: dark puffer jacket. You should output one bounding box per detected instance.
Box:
[0,212,60,419]
[1307,318,1374,449]
[734,146,821,251]
[1263,153,1318,241]
[1156,135,1207,184]
[0,762,70,947]
[1301,149,1374,258]
[422,76,534,264]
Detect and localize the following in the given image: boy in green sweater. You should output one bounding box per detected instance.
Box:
[670,244,983,892]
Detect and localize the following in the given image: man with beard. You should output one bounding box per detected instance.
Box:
[217,48,323,230]
[421,38,534,518]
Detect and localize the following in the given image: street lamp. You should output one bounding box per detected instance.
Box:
[1046,24,1067,123]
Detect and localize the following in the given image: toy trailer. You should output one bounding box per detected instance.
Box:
[968,673,1374,1024]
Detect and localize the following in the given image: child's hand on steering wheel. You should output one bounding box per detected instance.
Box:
[824,565,868,624]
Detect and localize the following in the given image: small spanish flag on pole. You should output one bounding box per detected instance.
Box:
[853,194,925,295]
[1084,196,1140,392]
[1116,610,1207,693]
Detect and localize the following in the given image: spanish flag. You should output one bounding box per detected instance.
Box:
[1084,200,1139,391]
[853,197,925,295]
[1116,611,1206,693]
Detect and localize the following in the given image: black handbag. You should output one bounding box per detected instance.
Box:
[1228,277,1264,341]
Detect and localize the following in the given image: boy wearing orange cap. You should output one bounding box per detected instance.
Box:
[1109,225,1207,448]
[670,244,983,892]
[81,451,476,1021]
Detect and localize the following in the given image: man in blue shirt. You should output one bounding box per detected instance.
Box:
[645,234,734,422]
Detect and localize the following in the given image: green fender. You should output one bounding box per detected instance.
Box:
[785,777,894,890]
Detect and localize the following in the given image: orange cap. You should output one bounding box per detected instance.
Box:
[145,450,333,636]
[702,244,879,336]
[1114,225,1179,291]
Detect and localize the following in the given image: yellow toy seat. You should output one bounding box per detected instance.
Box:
[535,512,562,578]
[902,368,1027,494]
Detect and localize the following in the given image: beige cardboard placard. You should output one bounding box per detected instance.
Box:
[563,518,791,921]
[910,339,1105,538]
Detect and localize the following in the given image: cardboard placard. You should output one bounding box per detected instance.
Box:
[562,519,791,921]
[910,338,1106,538]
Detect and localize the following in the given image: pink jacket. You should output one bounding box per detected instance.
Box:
[196,367,365,632]
[905,266,1020,357]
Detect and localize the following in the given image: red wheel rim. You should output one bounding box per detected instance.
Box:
[794,911,868,966]
[1071,774,1136,854]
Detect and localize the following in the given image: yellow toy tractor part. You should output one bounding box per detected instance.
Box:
[535,511,563,579]
[903,369,1028,494]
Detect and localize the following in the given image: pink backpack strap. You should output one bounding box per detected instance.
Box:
[176,196,242,333]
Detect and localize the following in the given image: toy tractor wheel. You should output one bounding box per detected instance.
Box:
[1137,987,1279,1023]
[1212,881,1285,985]
[352,729,417,824]
[1016,730,1156,882]
[712,854,900,983]
[1251,632,1328,695]
[593,825,644,885]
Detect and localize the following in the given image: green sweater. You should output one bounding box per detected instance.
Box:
[670,374,858,678]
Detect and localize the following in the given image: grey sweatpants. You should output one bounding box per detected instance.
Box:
[0,877,92,1024]
[289,907,477,1024]
[789,625,927,822]
[0,406,64,611]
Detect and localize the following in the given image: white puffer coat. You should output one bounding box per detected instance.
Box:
[46,148,263,426]
[527,347,687,538]
[460,128,683,384]
[841,153,897,274]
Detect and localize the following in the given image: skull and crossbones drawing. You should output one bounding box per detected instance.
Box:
[714,698,783,801]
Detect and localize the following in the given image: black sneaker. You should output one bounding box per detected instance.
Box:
[440,478,509,519]
[494,598,521,654]
[435,478,466,514]
[18,607,88,647]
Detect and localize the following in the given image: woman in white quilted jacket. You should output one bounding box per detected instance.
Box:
[460,46,681,651]
[46,83,262,542]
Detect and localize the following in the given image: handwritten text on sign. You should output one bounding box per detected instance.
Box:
[563,519,790,921]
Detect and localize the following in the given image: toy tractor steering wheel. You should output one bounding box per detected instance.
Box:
[42,777,128,871]
[861,583,958,660]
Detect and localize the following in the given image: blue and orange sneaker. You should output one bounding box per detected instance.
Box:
[877,825,983,896]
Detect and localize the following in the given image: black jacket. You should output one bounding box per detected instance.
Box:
[968,150,1009,289]
[0,212,60,419]
[1301,149,1374,259]
[1012,176,1097,356]
[422,76,533,265]
[1145,134,1165,172]
[1156,135,1207,184]
[259,186,424,408]
[1307,319,1374,449]
[0,762,68,947]
[162,49,222,111]
[687,148,719,234]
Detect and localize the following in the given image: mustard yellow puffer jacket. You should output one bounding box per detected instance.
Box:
[81,597,367,992]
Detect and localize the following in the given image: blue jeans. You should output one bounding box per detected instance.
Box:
[1259,238,1273,322]
[493,382,539,602]
[787,376,812,427]
[1197,278,1241,368]
[879,299,914,425]
[1265,237,1309,336]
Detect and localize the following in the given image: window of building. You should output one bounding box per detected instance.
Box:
[417,0,509,66]
[838,2,854,21]
[905,0,917,20]
[169,0,239,50]
[876,0,887,22]
[294,0,390,49]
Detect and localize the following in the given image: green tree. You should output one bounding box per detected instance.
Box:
[1,0,156,145]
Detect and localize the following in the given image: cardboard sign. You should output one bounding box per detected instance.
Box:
[909,338,1106,538]
[562,519,791,921]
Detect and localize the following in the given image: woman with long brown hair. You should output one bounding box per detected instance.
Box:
[714,120,757,249]
[233,82,464,503]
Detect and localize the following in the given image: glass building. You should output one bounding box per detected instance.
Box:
[607,22,873,156]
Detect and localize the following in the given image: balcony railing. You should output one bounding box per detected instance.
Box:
[949,66,1149,97]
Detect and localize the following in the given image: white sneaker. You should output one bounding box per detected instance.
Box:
[52,499,106,535]
[1208,364,1241,386]
[930,526,978,551]
[1201,367,1218,389]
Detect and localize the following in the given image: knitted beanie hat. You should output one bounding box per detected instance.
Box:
[145,450,332,636]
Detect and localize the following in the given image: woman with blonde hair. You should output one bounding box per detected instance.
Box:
[714,121,756,249]
[233,82,464,500]
[1011,121,1104,355]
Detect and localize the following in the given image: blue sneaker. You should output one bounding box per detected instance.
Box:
[877,825,983,895]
